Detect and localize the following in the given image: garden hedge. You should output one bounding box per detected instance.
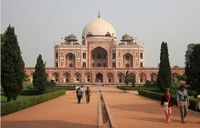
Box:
[1,90,66,116]
[138,90,199,112]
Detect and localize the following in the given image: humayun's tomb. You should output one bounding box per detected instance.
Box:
[25,16,184,85]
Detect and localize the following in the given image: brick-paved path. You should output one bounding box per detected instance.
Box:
[1,87,98,128]
[102,86,200,128]
[1,86,200,128]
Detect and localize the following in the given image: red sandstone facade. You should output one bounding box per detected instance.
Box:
[25,17,185,85]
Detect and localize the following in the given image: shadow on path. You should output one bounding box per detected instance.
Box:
[1,120,96,128]
[131,116,199,124]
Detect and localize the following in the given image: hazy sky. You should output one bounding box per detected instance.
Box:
[1,0,200,67]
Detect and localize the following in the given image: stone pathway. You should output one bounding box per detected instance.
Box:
[1,86,200,128]
[1,87,98,128]
[102,86,200,128]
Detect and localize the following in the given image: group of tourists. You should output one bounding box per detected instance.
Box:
[161,84,200,124]
[75,85,91,104]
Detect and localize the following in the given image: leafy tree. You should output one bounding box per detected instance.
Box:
[185,44,200,91]
[1,34,5,46]
[124,71,130,85]
[130,78,135,87]
[33,54,47,93]
[157,42,172,91]
[1,25,25,101]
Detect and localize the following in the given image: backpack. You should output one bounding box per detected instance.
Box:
[77,89,82,96]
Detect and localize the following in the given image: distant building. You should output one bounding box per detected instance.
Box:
[25,16,184,85]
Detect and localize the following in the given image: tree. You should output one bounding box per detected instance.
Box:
[157,42,172,91]
[124,71,130,85]
[1,25,25,101]
[185,44,200,91]
[130,78,135,87]
[33,54,47,93]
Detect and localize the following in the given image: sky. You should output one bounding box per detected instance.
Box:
[1,0,200,67]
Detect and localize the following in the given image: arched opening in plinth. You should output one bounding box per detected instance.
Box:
[74,72,81,83]
[118,73,125,83]
[53,72,59,82]
[139,73,147,84]
[150,73,157,83]
[96,73,103,83]
[107,73,114,83]
[85,73,92,83]
[63,72,70,83]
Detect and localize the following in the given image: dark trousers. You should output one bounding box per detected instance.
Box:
[86,95,90,103]
[77,95,82,103]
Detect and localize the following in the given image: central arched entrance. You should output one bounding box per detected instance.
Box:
[91,47,108,67]
[96,73,103,82]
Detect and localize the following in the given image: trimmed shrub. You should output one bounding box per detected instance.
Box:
[138,90,163,101]
[117,86,160,92]
[1,90,65,116]
[47,80,56,87]
[144,80,152,87]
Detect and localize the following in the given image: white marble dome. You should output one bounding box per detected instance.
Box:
[82,18,117,38]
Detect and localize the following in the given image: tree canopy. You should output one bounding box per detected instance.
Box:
[1,25,25,101]
[33,54,47,93]
[157,41,172,91]
[185,44,200,91]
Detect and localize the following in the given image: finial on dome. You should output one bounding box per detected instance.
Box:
[98,11,100,18]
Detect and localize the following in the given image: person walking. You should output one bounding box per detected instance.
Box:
[85,86,91,103]
[196,91,200,110]
[80,85,84,98]
[161,88,173,123]
[176,85,189,123]
[76,87,82,104]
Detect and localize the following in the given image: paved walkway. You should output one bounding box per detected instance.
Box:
[102,86,200,128]
[1,86,200,128]
[1,87,98,128]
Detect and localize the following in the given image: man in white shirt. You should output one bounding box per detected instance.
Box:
[176,85,189,123]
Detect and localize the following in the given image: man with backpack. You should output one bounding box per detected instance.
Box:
[76,87,82,104]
